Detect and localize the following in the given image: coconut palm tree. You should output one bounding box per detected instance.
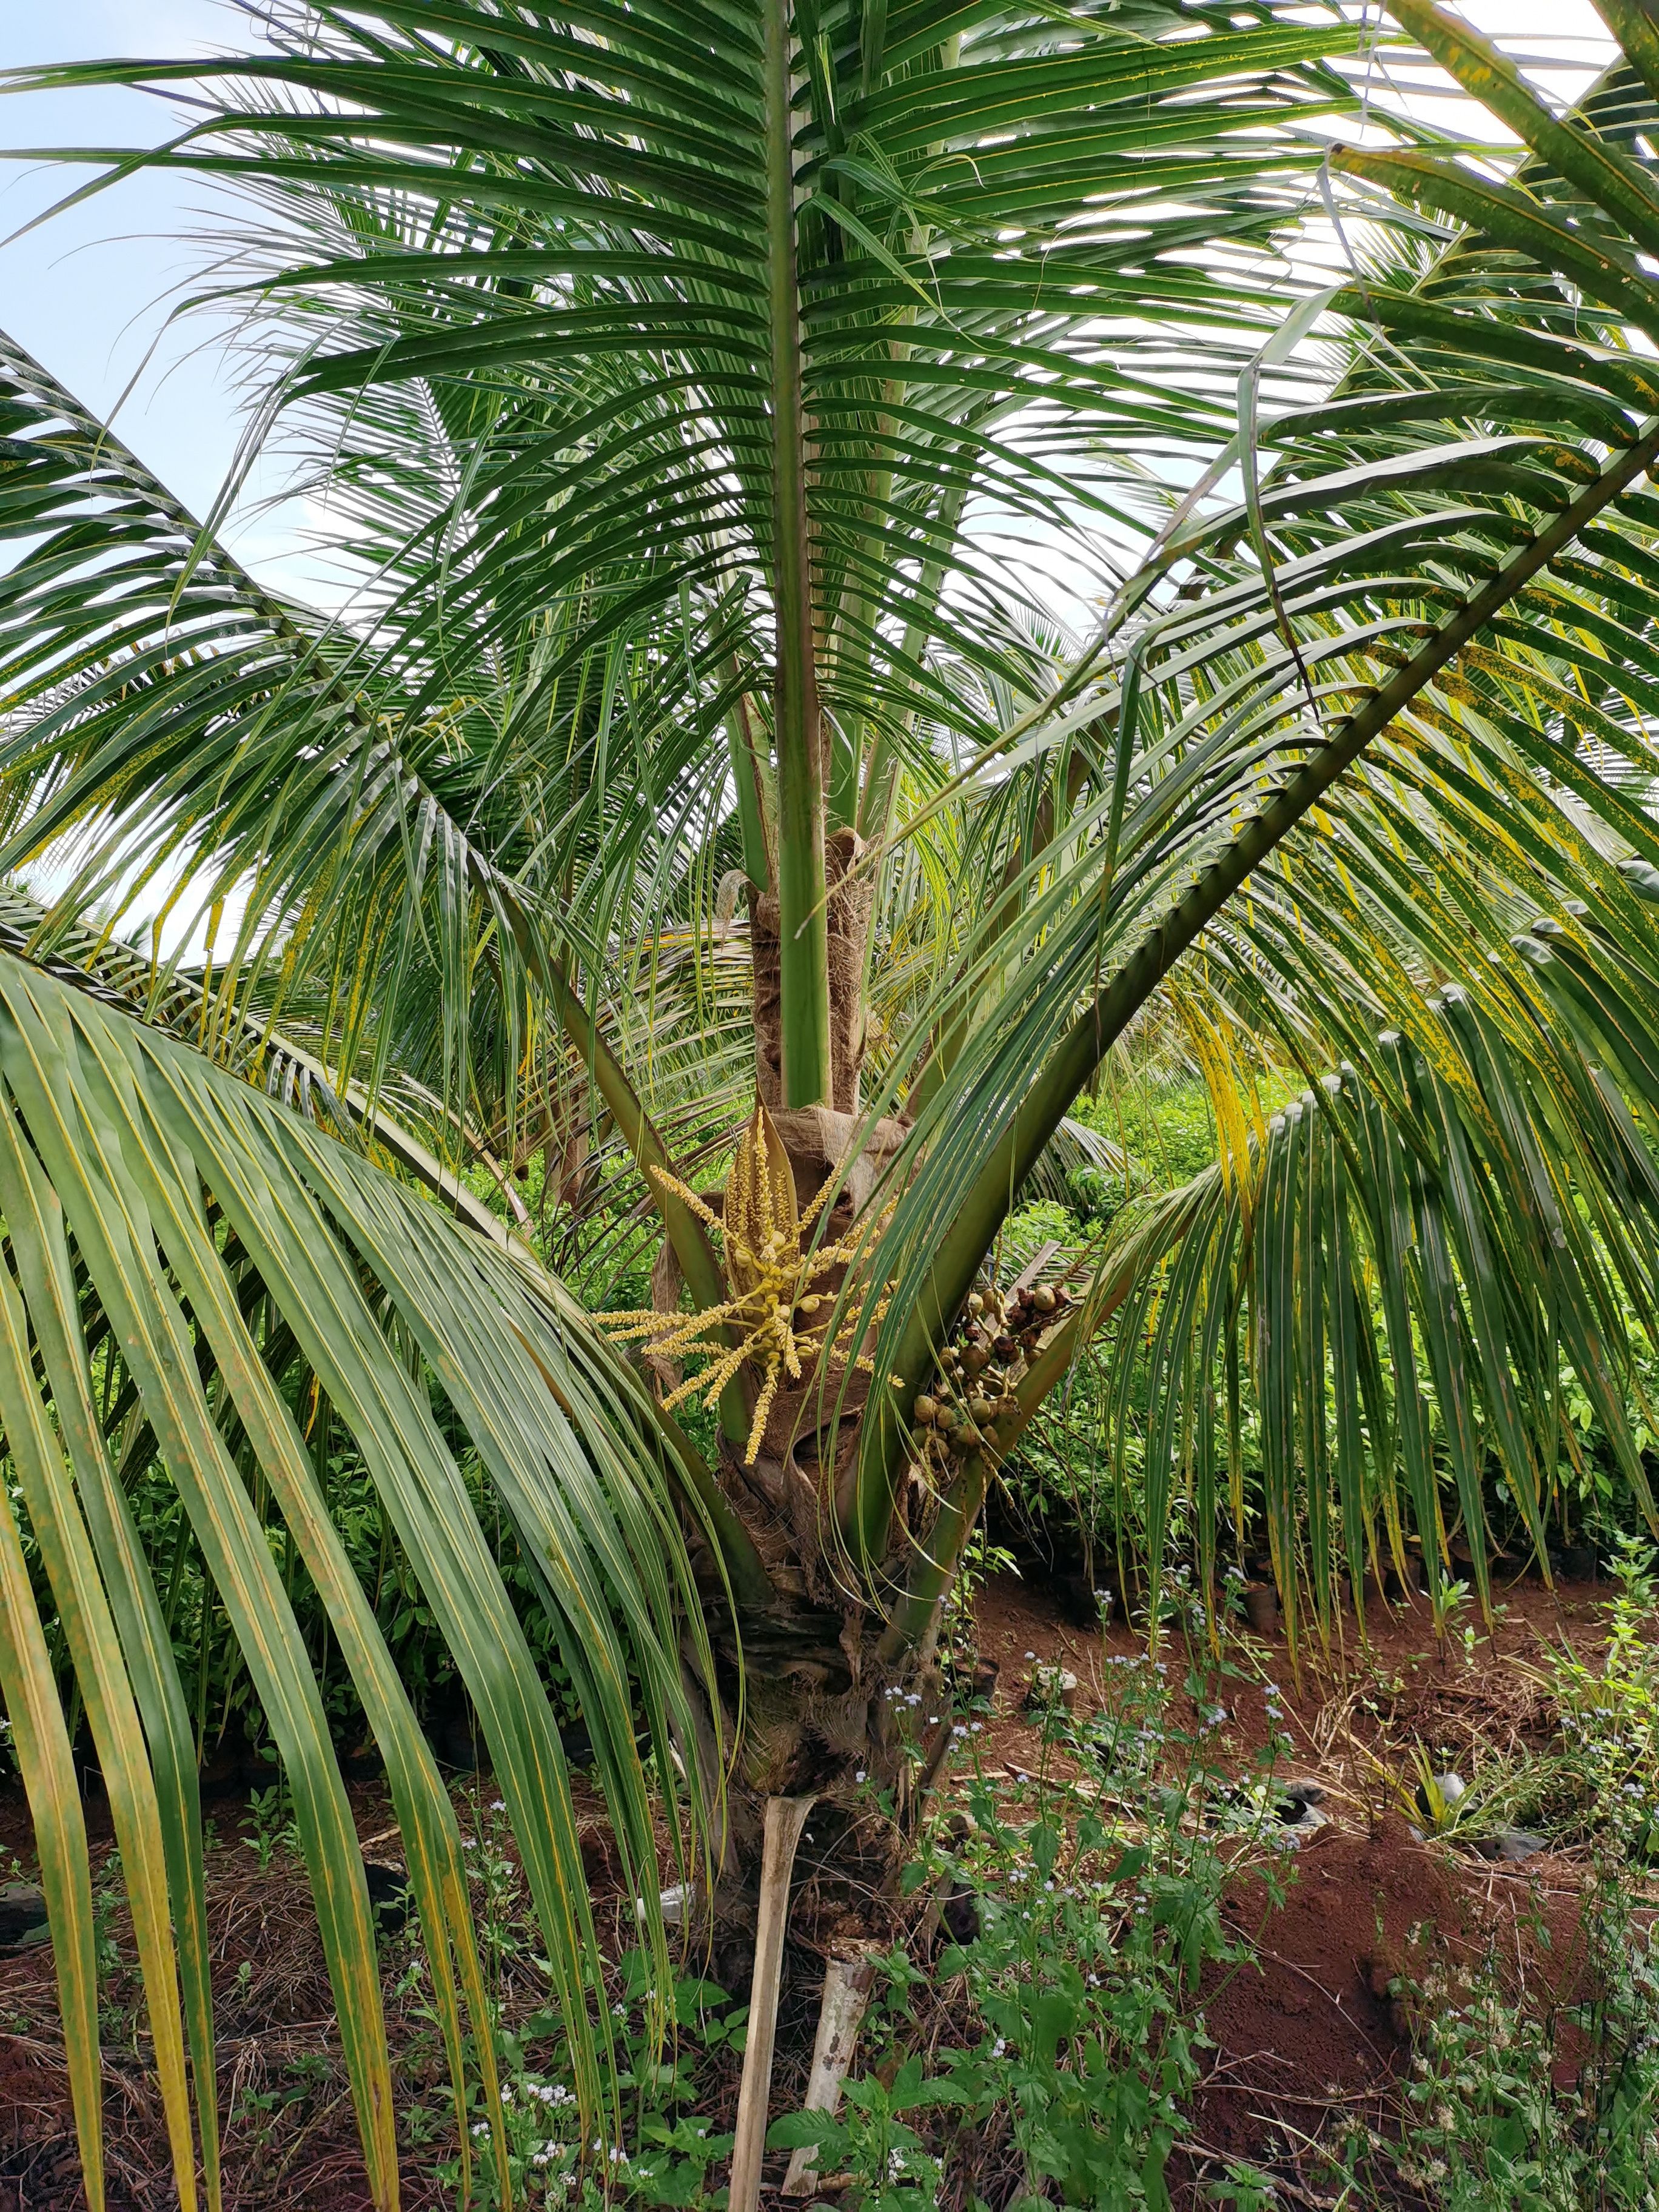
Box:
[10,0,1659,2201]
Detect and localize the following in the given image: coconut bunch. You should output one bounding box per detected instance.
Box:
[909,1279,1074,1482]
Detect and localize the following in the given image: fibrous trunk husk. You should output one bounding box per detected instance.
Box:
[766,1103,906,1219]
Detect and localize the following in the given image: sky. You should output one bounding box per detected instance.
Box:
[0,2,304,580]
[0,0,1624,602]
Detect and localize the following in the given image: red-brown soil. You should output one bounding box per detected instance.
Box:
[0,1774,646,2212]
[1185,1820,1465,2202]
[0,1567,1632,2210]
[966,1565,1617,2205]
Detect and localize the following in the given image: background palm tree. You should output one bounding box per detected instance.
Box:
[11,0,1659,2202]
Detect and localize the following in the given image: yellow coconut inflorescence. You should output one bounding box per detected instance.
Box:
[597,1100,891,1463]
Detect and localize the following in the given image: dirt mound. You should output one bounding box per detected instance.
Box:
[1179,1815,1467,2196]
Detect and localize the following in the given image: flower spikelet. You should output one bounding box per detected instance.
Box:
[597,1100,890,1462]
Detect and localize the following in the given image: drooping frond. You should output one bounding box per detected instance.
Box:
[1085,907,1659,1644]
[854,13,1659,1577]
[0,943,726,2210]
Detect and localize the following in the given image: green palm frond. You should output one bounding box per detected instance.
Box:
[846,10,1659,1583]
[0,0,1376,1128]
[1090,907,1659,1645]
[0,942,728,2212]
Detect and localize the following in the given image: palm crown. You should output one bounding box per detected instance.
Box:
[10,2,1659,2205]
